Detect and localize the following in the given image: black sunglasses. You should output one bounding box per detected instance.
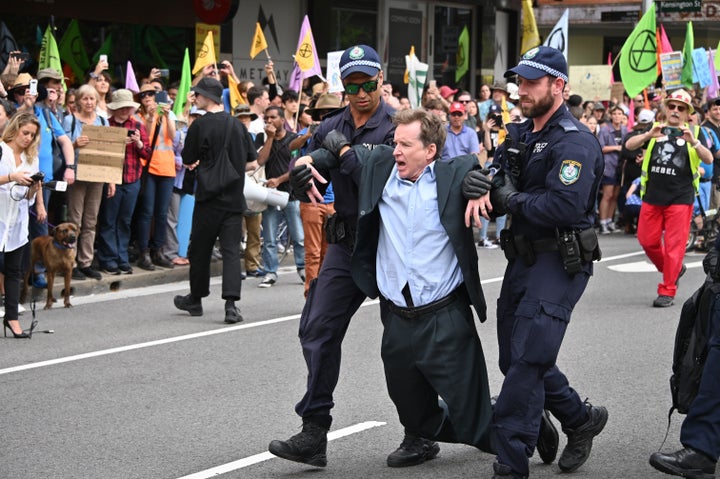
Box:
[140,91,156,99]
[344,79,379,95]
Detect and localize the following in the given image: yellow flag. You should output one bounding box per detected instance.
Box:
[192,31,216,75]
[250,23,268,59]
[295,29,315,72]
[520,0,541,55]
[403,46,415,84]
[498,97,511,145]
[228,74,245,108]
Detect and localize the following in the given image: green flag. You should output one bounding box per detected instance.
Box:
[59,20,90,81]
[681,21,694,89]
[38,25,64,87]
[715,40,720,72]
[619,3,656,98]
[92,34,112,65]
[174,48,192,117]
[455,26,469,83]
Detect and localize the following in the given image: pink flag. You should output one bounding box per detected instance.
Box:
[627,98,635,130]
[708,50,720,100]
[291,15,324,87]
[288,63,303,92]
[658,25,673,53]
[126,60,140,93]
[608,52,614,84]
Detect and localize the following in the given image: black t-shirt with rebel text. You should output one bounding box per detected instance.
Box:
[643,129,707,206]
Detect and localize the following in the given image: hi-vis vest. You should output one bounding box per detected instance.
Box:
[640,123,701,198]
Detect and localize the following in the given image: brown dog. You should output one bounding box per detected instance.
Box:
[22,222,78,309]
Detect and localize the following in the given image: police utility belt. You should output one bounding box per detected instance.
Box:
[324,213,355,250]
[499,228,601,275]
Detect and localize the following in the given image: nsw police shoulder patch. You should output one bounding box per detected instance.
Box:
[559,160,581,185]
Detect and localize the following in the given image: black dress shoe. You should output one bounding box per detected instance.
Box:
[386,434,440,468]
[173,294,203,316]
[537,409,559,464]
[151,250,175,269]
[649,447,717,479]
[224,307,244,324]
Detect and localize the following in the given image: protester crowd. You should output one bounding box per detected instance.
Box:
[1,39,719,478]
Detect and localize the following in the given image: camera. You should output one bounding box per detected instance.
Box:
[127,129,136,137]
[28,79,38,96]
[662,126,683,138]
[30,172,45,183]
[490,113,504,128]
[158,68,170,78]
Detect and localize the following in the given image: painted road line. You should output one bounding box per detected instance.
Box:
[175,421,387,479]
[608,260,702,273]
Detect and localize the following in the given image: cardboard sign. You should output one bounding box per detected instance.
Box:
[568,65,613,102]
[76,125,127,184]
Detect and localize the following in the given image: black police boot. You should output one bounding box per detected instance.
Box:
[491,461,528,479]
[649,447,717,479]
[537,409,559,464]
[268,419,328,467]
[386,433,440,468]
[558,402,608,472]
[173,294,203,316]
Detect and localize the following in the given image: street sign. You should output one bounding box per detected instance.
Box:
[658,0,702,13]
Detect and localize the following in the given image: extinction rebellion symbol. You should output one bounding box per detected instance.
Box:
[298,43,312,59]
[628,30,657,73]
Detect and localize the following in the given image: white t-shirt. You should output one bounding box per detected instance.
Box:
[0,142,39,252]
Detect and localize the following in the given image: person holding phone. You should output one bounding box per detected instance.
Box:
[625,89,714,307]
[0,112,44,338]
[133,83,177,270]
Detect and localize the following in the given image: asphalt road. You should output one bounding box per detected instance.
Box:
[0,233,716,479]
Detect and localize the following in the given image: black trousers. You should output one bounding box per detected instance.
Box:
[3,244,27,321]
[187,202,243,301]
[380,292,493,452]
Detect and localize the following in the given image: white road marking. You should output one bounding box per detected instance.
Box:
[174,421,387,479]
[608,260,702,273]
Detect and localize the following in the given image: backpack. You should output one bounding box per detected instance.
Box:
[669,279,720,414]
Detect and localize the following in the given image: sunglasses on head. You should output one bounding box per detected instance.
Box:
[140,91,156,99]
[344,79,379,95]
[667,103,687,112]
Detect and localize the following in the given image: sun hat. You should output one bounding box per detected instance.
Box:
[107,89,140,110]
[191,77,223,105]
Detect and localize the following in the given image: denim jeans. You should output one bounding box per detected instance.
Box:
[97,181,141,268]
[261,200,304,274]
[136,174,174,251]
[479,214,507,240]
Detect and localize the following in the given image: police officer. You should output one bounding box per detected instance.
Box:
[268,45,416,467]
[465,46,608,478]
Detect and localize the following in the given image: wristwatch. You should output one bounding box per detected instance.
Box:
[66,164,77,170]
[89,72,99,80]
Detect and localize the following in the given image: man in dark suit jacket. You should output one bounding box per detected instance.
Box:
[295,108,495,464]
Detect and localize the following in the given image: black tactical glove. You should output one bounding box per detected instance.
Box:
[289,164,314,202]
[462,169,493,199]
[322,130,351,158]
[490,177,518,217]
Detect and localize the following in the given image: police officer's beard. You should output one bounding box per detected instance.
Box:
[520,89,555,119]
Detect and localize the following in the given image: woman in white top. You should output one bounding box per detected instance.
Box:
[0,112,44,338]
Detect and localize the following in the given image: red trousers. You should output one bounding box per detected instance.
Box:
[637,202,693,297]
[300,202,335,297]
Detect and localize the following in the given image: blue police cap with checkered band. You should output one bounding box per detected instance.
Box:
[505,46,568,83]
[339,45,382,80]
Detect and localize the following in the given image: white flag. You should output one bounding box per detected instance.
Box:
[406,52,429,109]
[544,9,569,60]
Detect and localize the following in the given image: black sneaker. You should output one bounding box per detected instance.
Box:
[246,269,267,277]
[118,264,133,274]
[386,433,440,468]
[653,295,674,308]
[491,461,528,479]
[101,265,120,275]
[676,264,687,286]
[79,266,102,280]
[268,421,328,467]
[224,307,244,324]
[537,409,559,464]
[72,267,87,281]
[173,294,203,316]
[558,403,608,472]
[649,447,716,479]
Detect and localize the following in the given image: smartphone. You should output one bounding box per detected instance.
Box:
[662,126,683,138]
[127,129,136,137]
[10,52,30,62]
[429,80,437,90]
[155,91,170,106]
[99,54,108,64]
[158,68,170,78]
[30,172,45,182]
[28,79,38,96]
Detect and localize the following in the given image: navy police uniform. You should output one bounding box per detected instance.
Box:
[294,100,396,426]
[492,105,603,476]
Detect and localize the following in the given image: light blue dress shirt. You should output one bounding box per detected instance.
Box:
[376,162,463,307]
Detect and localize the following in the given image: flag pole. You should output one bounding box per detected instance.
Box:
[293,68,304,133]
[264,49,277,86]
